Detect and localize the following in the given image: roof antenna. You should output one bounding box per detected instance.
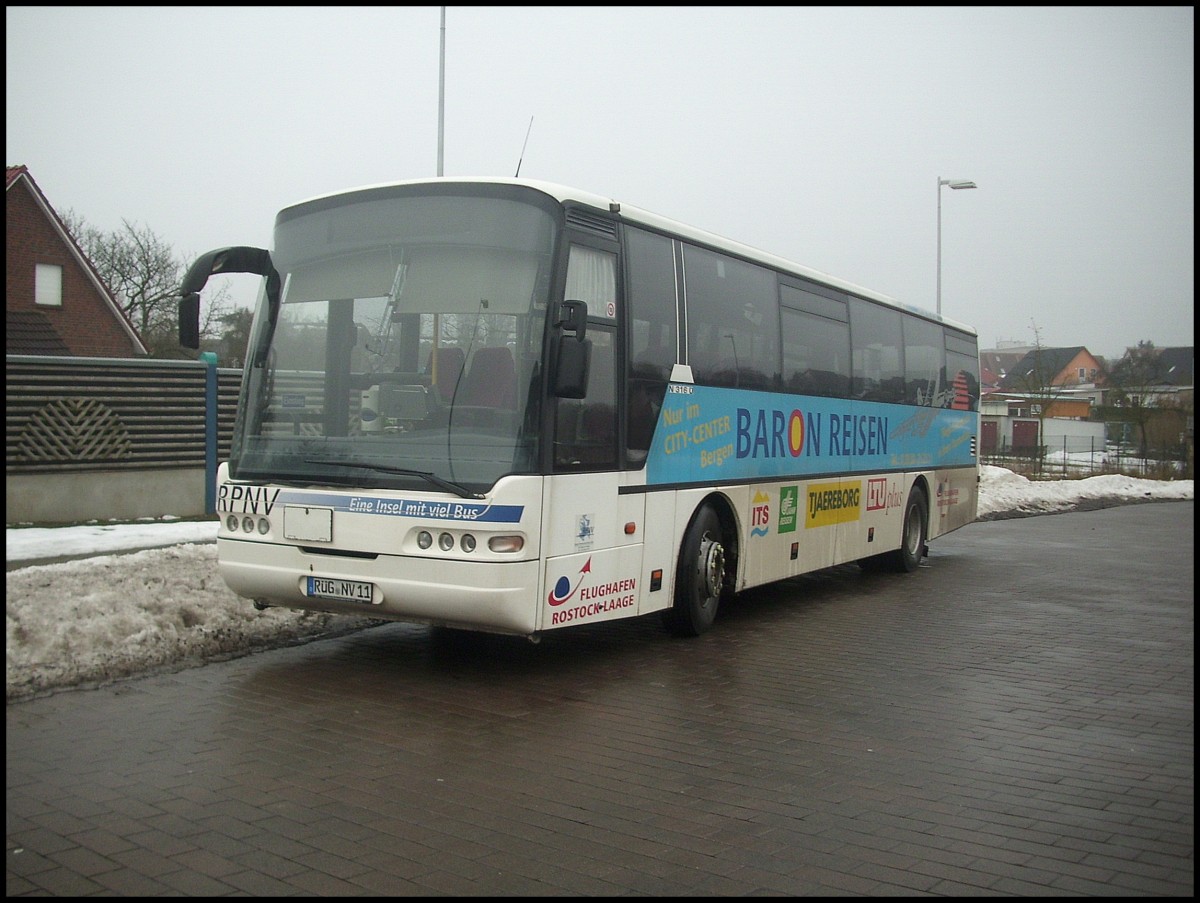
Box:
[514,116,534,177]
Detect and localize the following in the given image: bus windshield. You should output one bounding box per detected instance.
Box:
[229,186,560,494]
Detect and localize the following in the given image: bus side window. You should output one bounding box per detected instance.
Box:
[850,297,904,403]
[627,361,665,460]
[554,328,617,470]
[624,227,678,466]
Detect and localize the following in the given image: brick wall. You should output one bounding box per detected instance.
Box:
[6,180,144,357]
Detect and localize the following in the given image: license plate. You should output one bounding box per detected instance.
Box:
[305,576,374,604]
[285,505,333,542]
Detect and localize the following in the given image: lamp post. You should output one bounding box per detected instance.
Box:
[437,7,446,177]
[936,176,977,317]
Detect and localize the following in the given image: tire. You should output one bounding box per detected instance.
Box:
[893,488,929,572]
[663,504,726,636]
[860,488,928,574]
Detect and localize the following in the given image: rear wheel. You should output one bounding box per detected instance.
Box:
[663,504,726,636]
[861,488,928,573]
[892,489,928,572]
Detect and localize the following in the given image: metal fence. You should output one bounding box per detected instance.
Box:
[6,355,243,523]
[6,354,242,471]
[983,434,1191,479]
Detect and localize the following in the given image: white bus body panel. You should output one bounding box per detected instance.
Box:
[215,469,548,635]
[218,539,542,635]
[538,470,673,630]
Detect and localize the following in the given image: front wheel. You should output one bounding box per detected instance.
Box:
[663,504,726,637]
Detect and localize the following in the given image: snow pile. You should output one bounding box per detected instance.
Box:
[6,544,379,700]
[975,464,1193,519]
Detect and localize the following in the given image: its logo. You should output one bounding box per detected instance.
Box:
[751,491,771,537]
[548,557,591,606]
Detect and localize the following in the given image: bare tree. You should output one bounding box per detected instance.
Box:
[61,210,233,358]
[1002,321,1072,471]
[1101,340,1168,459]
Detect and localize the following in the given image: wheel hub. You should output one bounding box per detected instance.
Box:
[700,536,725,598]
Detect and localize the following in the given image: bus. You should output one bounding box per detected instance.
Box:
[179,177,979,639]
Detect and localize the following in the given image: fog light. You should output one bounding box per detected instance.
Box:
[438,532,454,551]
[226,514,238,532]
[417,530,433,550]
[257,518,270,535]
[461,534,476,553]
[488,535,525,553]
[242,516,255,533]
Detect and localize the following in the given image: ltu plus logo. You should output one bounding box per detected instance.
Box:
[866,478,902,512]
[548,557,591,606]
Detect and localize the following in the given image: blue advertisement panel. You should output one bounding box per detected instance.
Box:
[645,383,976,485]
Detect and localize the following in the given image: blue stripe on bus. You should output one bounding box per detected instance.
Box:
[645,385,976,485]
[274,492,523,523]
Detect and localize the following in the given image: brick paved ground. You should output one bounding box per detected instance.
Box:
[7,502,1194,896]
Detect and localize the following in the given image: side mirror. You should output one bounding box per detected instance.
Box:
[552,299,590,397]
[179,292,201,350]
[556,299,587,341]
[177,246,277,350]
[553,334,591,399]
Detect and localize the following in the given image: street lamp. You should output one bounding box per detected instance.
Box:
[936,176,977,318]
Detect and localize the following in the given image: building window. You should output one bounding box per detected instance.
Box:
[35,264,63,307]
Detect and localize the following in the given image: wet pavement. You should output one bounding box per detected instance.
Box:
[6,502,1194,896]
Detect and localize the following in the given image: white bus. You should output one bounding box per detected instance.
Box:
[179,178,979,639]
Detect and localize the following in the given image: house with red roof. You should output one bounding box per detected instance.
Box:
[6,165,147,357]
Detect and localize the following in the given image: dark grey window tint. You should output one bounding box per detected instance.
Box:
[903,316,944,405]
[683,244,779,390]
[781,308,850,397]
[625,227,677,381]
[944,328,980,412]
[625,228,678,464]
[779,281,847,322]
[850,297,904,403]
[780,282,849,398]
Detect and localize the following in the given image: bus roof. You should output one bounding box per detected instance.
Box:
[285,176,978,337]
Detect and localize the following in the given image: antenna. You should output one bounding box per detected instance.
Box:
[514,116,534,177]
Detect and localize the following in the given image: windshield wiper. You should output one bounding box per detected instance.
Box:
[303,460,484,499]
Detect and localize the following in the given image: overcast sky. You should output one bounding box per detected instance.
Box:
[6,6,1194,360]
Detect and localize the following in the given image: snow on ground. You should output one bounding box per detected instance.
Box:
[6,465,1193,701]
